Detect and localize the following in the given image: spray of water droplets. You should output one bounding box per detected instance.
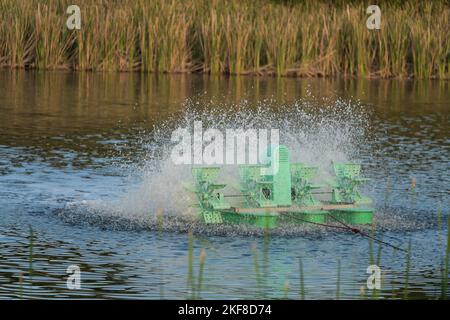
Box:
[55,95,432,236]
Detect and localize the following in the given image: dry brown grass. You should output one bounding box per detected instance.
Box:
[0,0,449,78]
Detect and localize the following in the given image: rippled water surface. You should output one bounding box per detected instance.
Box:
[0,71,449,299]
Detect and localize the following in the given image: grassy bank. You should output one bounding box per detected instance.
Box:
[0,0,449,78]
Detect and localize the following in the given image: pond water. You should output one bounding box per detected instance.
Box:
[0,71,448,299]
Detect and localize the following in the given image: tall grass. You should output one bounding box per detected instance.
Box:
[441,217,449,299]
[187,230,194,298]
[186,231,207,299]
[283,281,289,299]
[156,208,165,298]
[196,249,206,299]
[28,225,34,286]
[299,258,305,299]
[251,244,263,298]
[384,177,392,210]
[336,259,341,300]
[34,2,76,70]
[403,240,412,299]
[1,0,449,78]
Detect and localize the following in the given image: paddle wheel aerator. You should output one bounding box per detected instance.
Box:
[186,145,374,228]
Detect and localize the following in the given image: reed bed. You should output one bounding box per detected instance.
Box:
[1,0,449,78]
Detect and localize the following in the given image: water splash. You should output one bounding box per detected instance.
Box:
[58,95,381,233]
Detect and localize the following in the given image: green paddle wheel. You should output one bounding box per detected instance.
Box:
[232,145,293,228]
[190,167,230,223]
[289,164,327,223]
[328,163,374,224]
[186,145,375,228]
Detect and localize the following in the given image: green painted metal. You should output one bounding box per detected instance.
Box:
[190,166,230,223]
[289,163,329,224]
[290,163,321,206]
[329,208,374,225]
[326,163,373,225]
[187,146,375,228]
[295,210,328,224]
[202,211,223,224]
[239,145,292,208]
[329,163,372,205]
[222,211,279,228]
[267,145,292,207]
[239,165,275,208]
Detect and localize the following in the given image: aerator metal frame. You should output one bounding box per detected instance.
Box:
[188,145,374,228]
